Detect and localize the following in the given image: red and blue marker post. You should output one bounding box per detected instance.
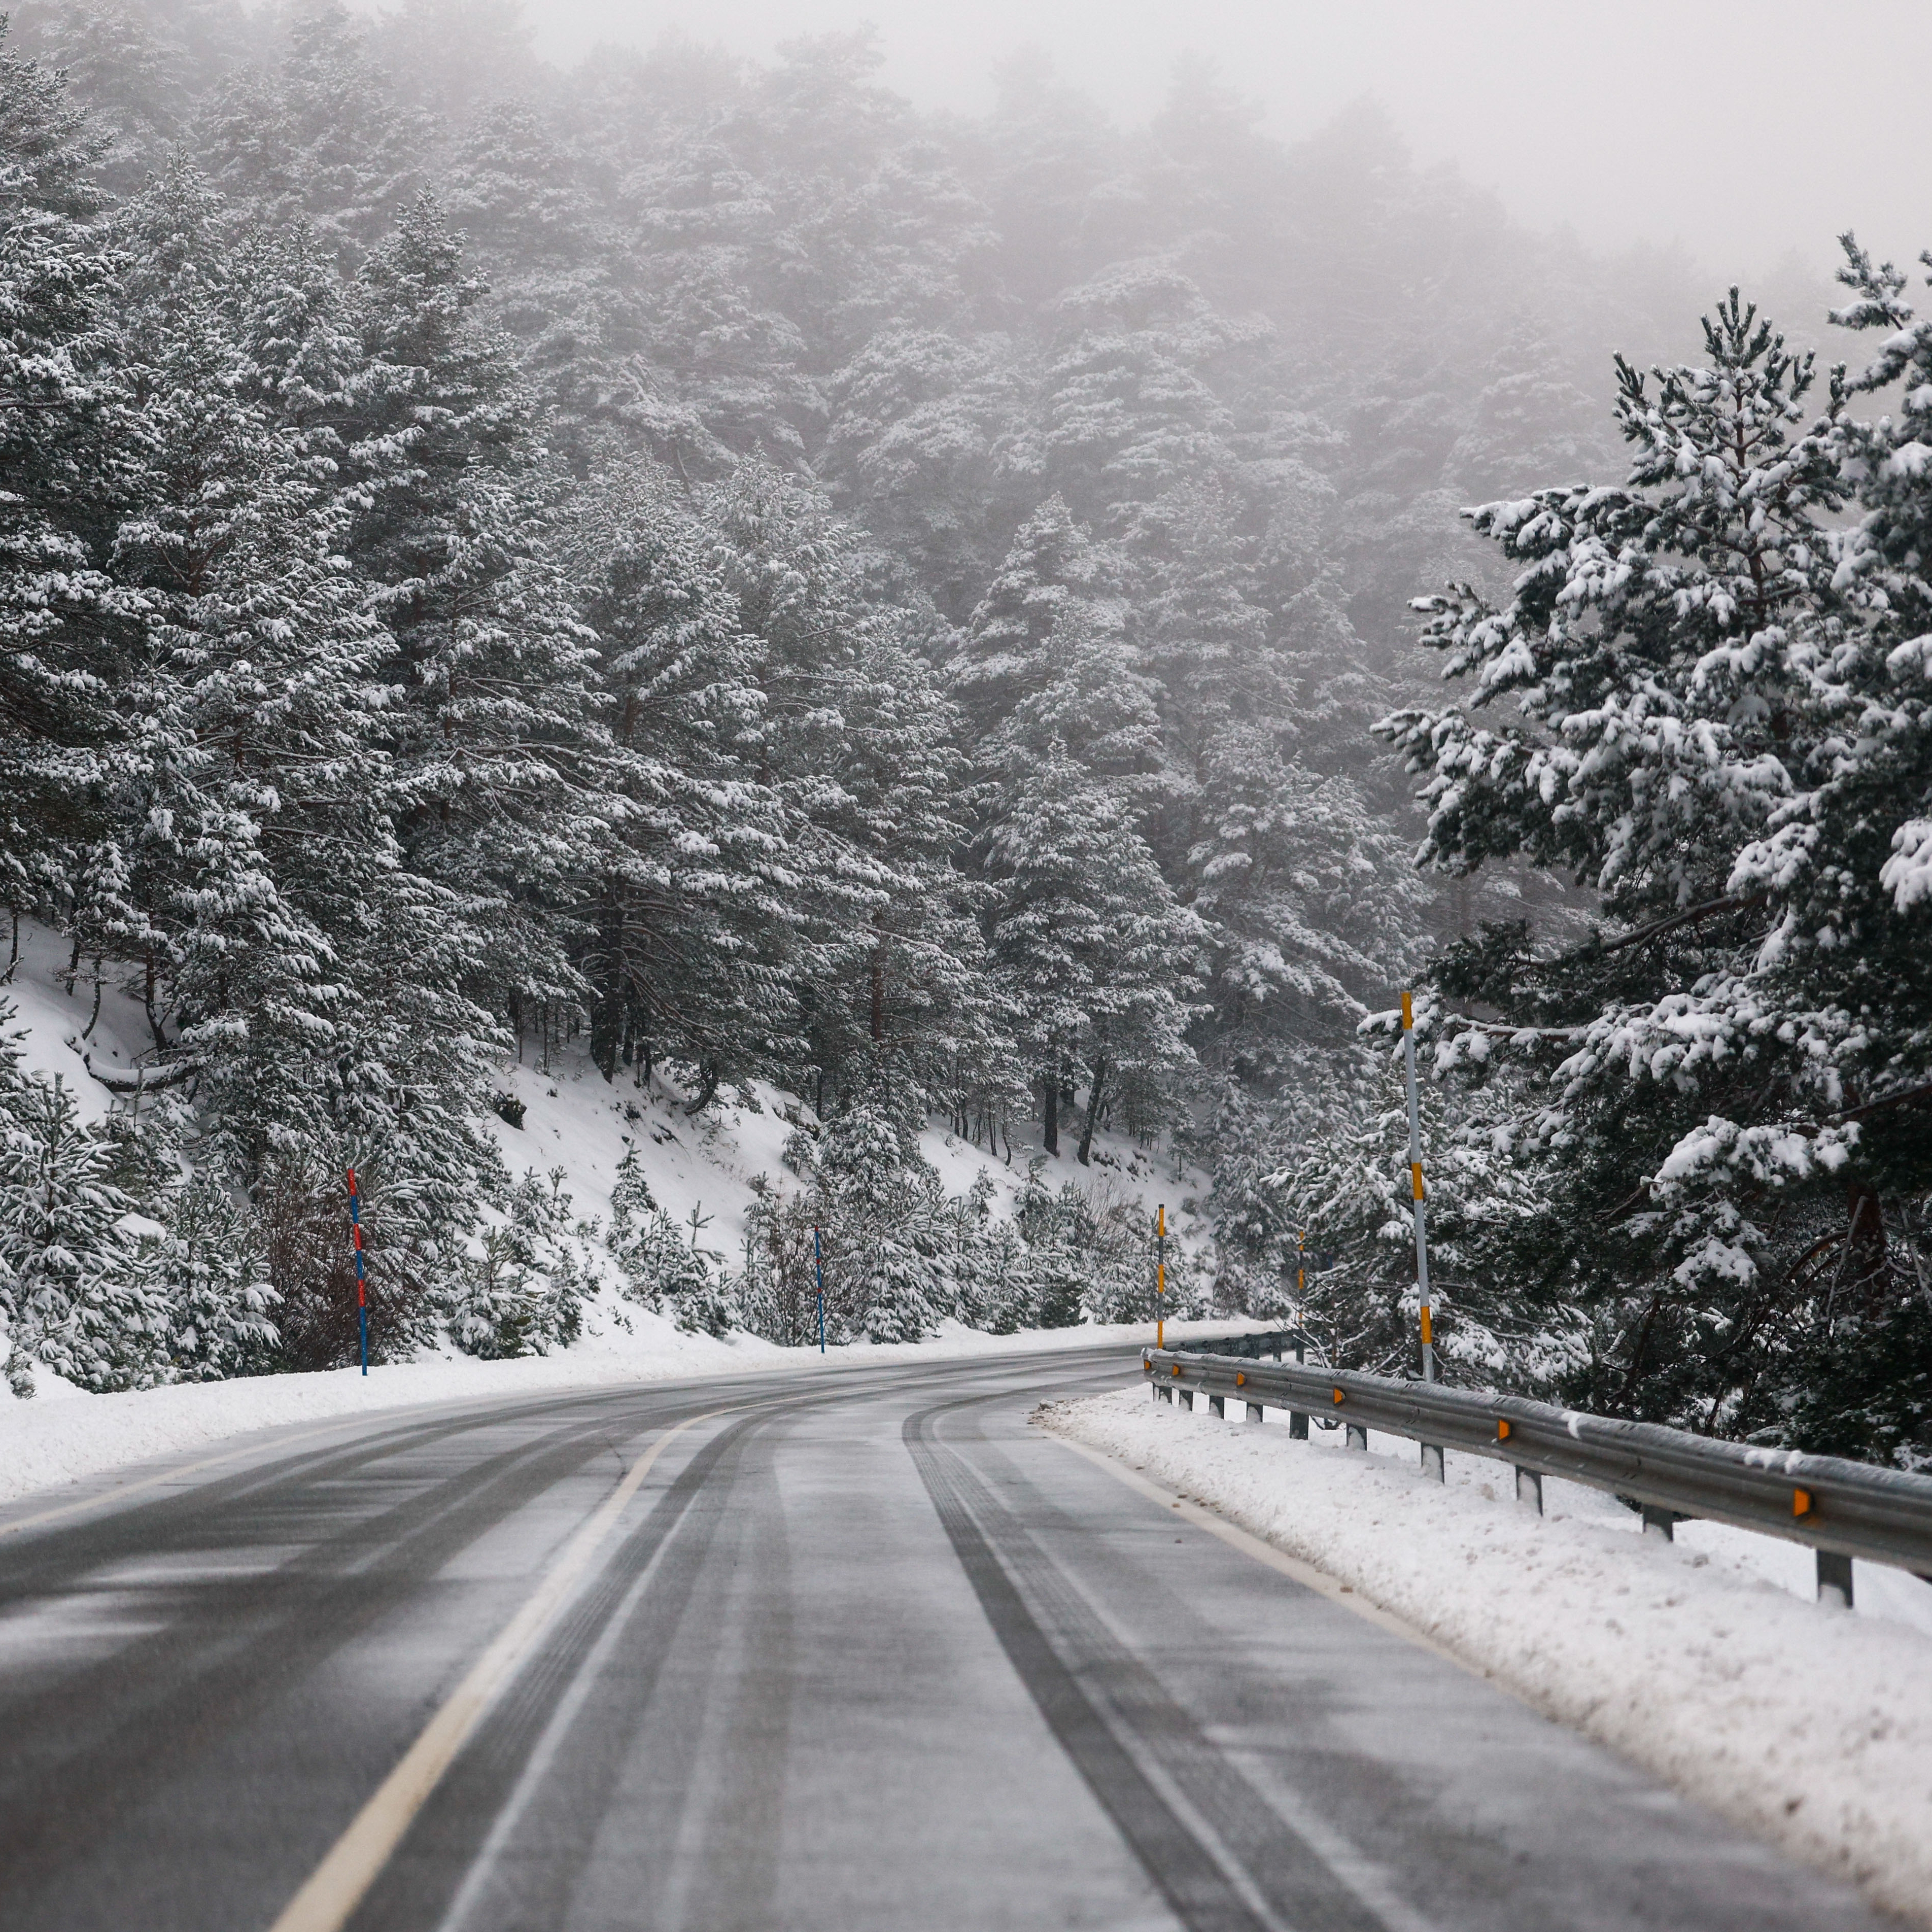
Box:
[347,1166,368,1375]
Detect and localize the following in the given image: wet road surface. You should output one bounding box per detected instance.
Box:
[0,1348,1895,1930]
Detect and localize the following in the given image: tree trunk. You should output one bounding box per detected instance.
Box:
[870,912,886,1043]
[1846,1178,1888,1296]
[592,880,625,1081]
[1077,1058,1108,1166]
[1042,1067,1059,1156]
[144,952,167,1052]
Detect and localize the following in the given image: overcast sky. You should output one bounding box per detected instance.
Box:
[459,0,1930,285]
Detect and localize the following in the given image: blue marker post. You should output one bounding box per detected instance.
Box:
[347,1166,368,1375]
[813,1225,825,1354]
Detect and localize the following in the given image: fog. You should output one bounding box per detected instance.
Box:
[466,0,1931,278]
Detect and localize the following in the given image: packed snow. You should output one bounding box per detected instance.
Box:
[1044,1387,1932,1926]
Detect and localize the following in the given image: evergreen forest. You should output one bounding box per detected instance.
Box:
[1,1,1927,1465]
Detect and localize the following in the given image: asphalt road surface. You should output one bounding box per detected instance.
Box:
[0,1348,1896,1931]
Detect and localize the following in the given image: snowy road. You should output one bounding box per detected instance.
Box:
[0,1350,1894,1932]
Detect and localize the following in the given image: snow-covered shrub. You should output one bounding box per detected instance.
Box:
[812,1101,945,1341]
[144,1174,279,1381]
[253,1147,442,1370]
[446,1168,585,1359]
[606,1152,738,1336]
[739,1182,823,1347]
[0,1071,166,1395]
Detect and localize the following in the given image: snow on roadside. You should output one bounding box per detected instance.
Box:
[1042,1387,1932,1926]
[0,1318,1240,1517]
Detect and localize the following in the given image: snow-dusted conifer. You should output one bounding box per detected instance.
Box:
[0,1073,162,1394]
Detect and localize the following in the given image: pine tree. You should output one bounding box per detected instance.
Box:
[566,460,797,1095]
[1186,726,1425,1076]
[700,465,1008,1111]
[979,740,1202,1160]
[948,494,1127,746]
[145,1172,278,1381]
[1374,289,1932,1449]
[197,2,433,266]
[0,29,129,942]
[336,191,616,1017]
[0,1073,163,1394]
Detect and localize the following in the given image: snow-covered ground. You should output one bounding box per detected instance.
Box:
[1043,1389,1932,1925]
[480,1029,1213,1281]
[2,916,1234,1514]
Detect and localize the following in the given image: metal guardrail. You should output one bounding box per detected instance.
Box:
[1171,1329,1313,1360]
[1143,1347,1932,1606]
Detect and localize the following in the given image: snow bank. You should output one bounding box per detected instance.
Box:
[1043,1388,1932,1926]
[0,1317,1244,1516]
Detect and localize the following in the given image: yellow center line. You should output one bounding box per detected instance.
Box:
[267,1405,724,1932]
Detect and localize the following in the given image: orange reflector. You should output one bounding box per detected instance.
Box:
[1332,1389,1345,1405]
[1793,1488,1813,1517]
[1144,1360,1153,1373]
[1419,1306,1433,1346]
[1496,1419,1511,1441]
[1410,1163,1426,1201]
[1235,1372,1247,1387]
[1171,1364,1181,1377]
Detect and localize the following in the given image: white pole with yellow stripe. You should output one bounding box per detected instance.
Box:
[1400,990,1436,1383]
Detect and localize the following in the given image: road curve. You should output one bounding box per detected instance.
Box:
[0,1348,1895,1931]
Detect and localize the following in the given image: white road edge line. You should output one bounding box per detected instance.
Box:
[1043,1424,1479,1674]
[267,1405,725,1932]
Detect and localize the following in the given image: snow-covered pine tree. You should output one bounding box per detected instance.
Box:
[144,1172,279,1381]
[1374,289,1931,1446]
[979,738,1203,1161]
[333,191,617,1025]
[947,494,1128,747]
[0,1073,163,1394]
[806,1092,944,1342]
[0,29,129,948]
[1185,724,1425,1078]
[196,2,433,267]
[700,465,1008,1114]
[567,462,798,1096]
[1709,238,1932,1452]
[102,162,387,1149]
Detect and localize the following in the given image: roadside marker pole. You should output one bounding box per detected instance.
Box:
[347,1167,368,1376]
[1155,1204,1166,1352]
[1399,991,1436,1383]
[813,1225,825,1355]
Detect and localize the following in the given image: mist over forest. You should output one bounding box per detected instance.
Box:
[0,1,1927,1463]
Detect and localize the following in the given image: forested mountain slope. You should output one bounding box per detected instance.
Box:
[3,3,1923,1461]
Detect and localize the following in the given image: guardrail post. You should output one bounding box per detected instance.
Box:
[1179,1388,1194,1411]
[1816,1550,1853,1609]
[1289,1410,1308,1440]
[1641,1505,1679,1542]
[1246,1400,1264,1423]
[1515,1466,1543,1514]
[1346,1424,1368,1452]
[1420,1443,1444,1482]
[1208,1394,1225,1419]
[1157,1383,1172,1403]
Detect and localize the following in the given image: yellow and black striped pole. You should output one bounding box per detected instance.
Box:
[1400,991,1436,1383]
[1155,1203,1166,1351]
